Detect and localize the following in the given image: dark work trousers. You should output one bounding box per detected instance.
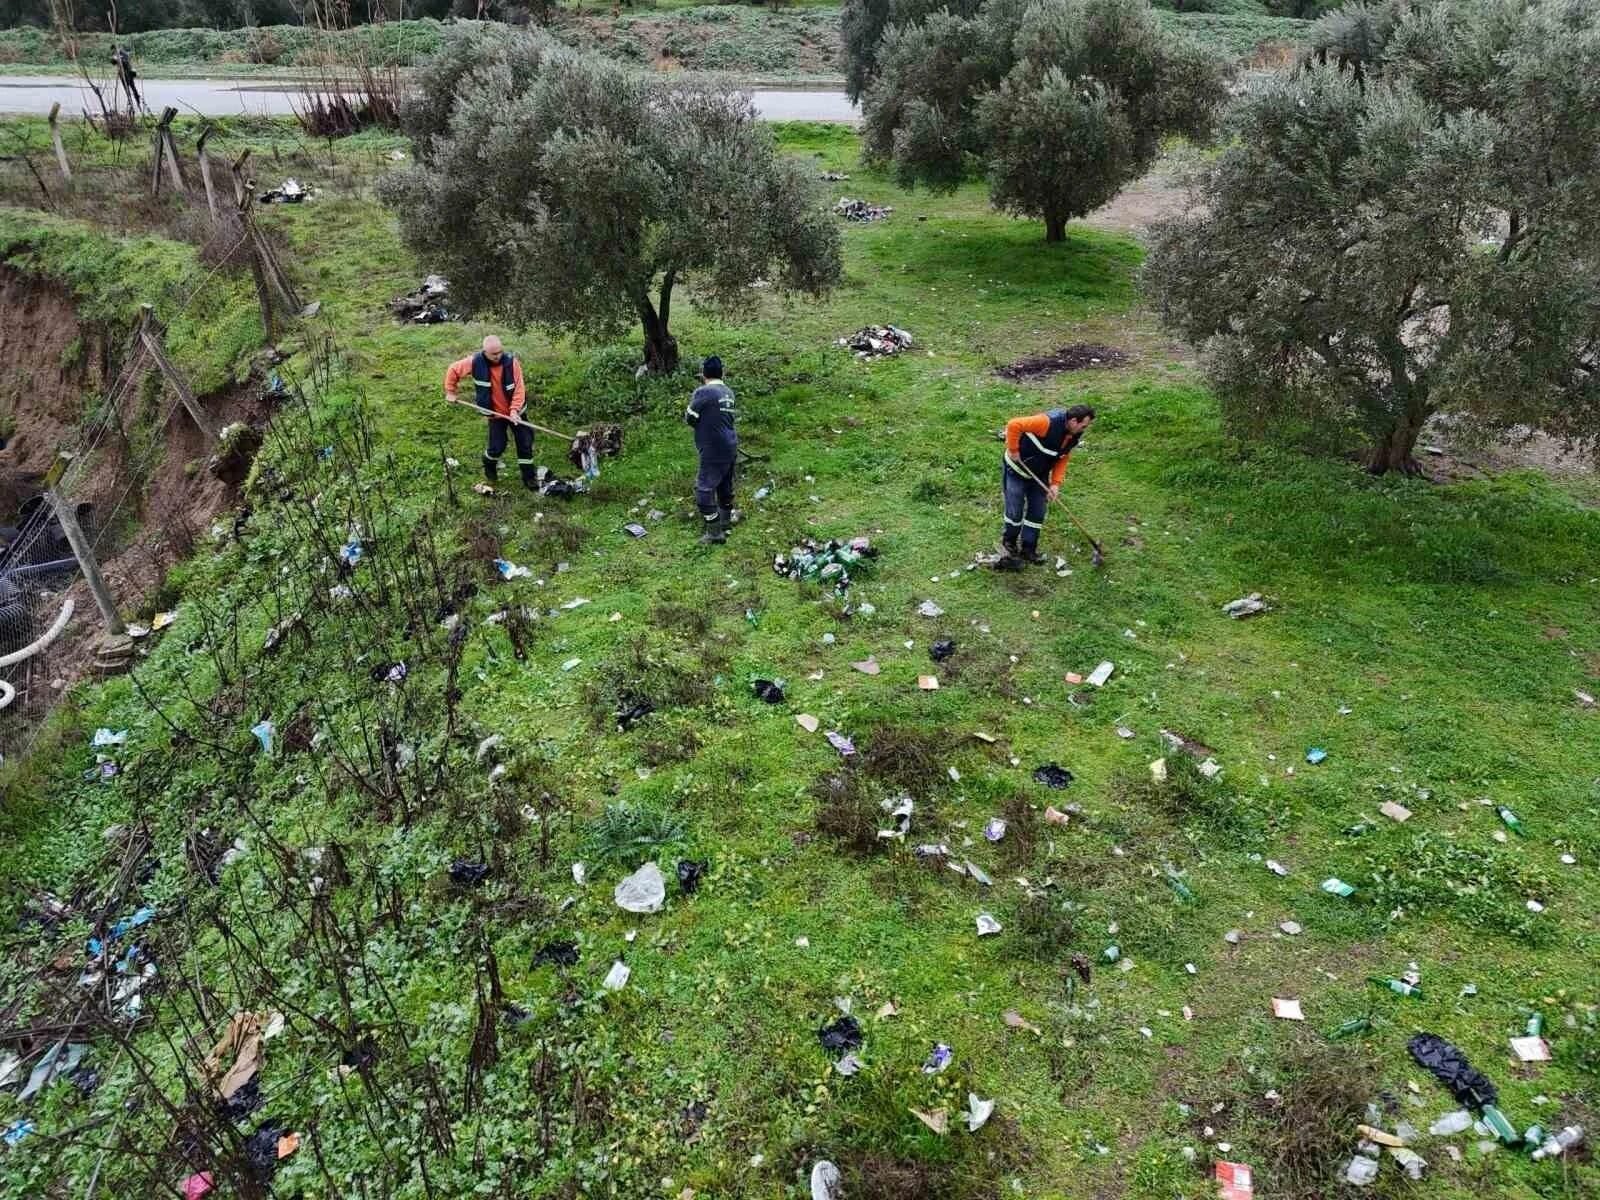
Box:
[485,417,535,476]
[695,459,736,523]
[1001,462,1048,553]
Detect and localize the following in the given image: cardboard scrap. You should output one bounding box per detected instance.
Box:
[912,1107,950,1135]
[1357,1124,1406,1148]
[796,714,820,733]
[1510,1035,1551,1063]
[203,1011,267,1100]
[918,675,940,691]
[1003,1010,1042,1035]
[1271,997,1304,1021]
[1380,800,1412,823]
[852,658,881,676]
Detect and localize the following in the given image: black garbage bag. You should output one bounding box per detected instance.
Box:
[930,639,956,662]
[617,697,655,731]
[341,1039,379,1070]
[244,1124,286,1177]
[817,1015,863,1055]
[1032,764,1074,790]
[753,679,786,704]
[217,1075,263,1122]
[533,938,580,968]
[502,1003,532,1027]
[677,859,708,894]
[67,1066,100,1095]
[449,860,489,886]
[1408,1032,1498,1109]
[369,661,408,684]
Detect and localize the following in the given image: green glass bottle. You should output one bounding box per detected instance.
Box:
[1368,976,1421,998]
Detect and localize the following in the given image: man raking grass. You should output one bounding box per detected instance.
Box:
[999,404,1099,566]
[443,335,539,490]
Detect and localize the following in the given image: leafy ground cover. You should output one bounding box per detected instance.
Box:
[0,117,1596,1198]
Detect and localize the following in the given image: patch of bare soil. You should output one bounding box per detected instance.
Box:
[999,343,1129,380]
[1420,424,1596,485]
[1079,162,1192,237]
[0,267,264,726]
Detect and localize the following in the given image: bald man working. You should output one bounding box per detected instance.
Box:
[444,336,534,489]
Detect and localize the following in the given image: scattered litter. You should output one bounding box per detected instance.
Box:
[494,559,531,580]
[602,961,631,991]
[615,862,667,914]
[1223,593,1268,619]
[826,731,856,756]
[677,859,708,894]
[773,535,878,595]
[92,728,127,747]
[1531,1126,1585,1160]
[3,1120,35,1146]
[918,675,940,690]
[753,679,786,704]
[624,523,648,538]
[259,177,308,204]
[1272,998,1304,1021]
[835,1053,864,1076]
[1149,758,1168,783]
[1408,1033,1498,1108]
[922,1043,953,1074]
[1321,878,1355,897]
[963,860,994,886]
[1389,1147,1427,1180]
[561,658,582,671]
[834,197,893,222]
[533,939,579,968]
[250,720,274,754]
[202,1013,267,1103]
[810,1160,842,1200]
[1305,747,1328,765]
[449,860,488,887]
[1266,859,1290,877]
[617,698,655,730]
[1345,1155,1379,1186]
[1279,920,1302,935]
[796,714,820,733]
[838,325,913,359]
[1576,689,1596,708]
[559,597,590,611]
[1043,806,1070,826]
[930,639,956,662]
[976,913,1002,936]
[983,818,1006,842]
[17,1042,88,1102]
[795,936,810,948]
[182,1173,214,1199]
[1004,1010,1041,1034]
[876,1002,898,1021]
[850,658,881,676]
[1510,1035,1551,1063]
[912,1107,950,1134]
[1086,661,1115,687]
[1429,1110,1473,1136]
[1115,725,1135,739]
[1214,1161,1253,1200]
[917,599,945,618]
[820,170,851,181]
[1380,800,1412,822]
[818,1016,863,1055]
[391,273,454,324]
[966,1093,995,1132]
[1032,764,1073,789]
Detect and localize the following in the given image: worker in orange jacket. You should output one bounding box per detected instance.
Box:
[1001,404,1095,563]
[444,335,534,488]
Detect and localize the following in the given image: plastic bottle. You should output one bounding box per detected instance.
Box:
[1480,1106,1519,1143]
[1496,805,1525,835]
[1531,1126,1584,1161]
[1526,1013,1543,1037]
[1368,975,1421,998]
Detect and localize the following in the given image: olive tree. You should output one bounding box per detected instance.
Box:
[861,0,1226,242]
[1145,0,1600,473]
[380,28,842,374]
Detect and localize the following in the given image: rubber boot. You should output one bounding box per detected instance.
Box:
[519,462,539,491]
[1021,543,1047,566]
[698,511,726,545]
[483,455,499,483]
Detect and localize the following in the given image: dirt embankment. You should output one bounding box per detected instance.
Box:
[0,265,261,704]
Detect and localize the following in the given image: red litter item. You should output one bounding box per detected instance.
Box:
[1215,1162,1253,1200]
[184,1173,215,1200]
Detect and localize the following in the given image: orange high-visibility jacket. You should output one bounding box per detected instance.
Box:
[445,354,526,420]
[1004,413,1072,488]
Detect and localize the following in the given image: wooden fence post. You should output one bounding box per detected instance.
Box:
[44,455,124,636]
[138,305,219,447]
[196,123,218,218]
[47,102,71,183]
[229,150,277,342]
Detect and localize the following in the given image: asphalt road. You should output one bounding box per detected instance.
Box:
[0,75,859,122]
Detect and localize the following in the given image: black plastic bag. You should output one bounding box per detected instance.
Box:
[930,639,956,662]
[677,859,708,894]
[753,679,786,704]
[449,860,489,886]
[533,939,580,968]
[617,698,655,730]
[817,1015,863,1055]
[1032,764,1074,790]
[1408,1032,1498,1109]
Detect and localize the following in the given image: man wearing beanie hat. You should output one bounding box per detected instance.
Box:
[685,355,738,545]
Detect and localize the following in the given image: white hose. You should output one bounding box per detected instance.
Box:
[0,595,75,669]
[0,679,14,710]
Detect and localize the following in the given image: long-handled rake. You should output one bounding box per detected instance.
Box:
[1012,459,1106,567]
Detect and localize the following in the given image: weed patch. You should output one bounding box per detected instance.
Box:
[1256,1043,1378,1199]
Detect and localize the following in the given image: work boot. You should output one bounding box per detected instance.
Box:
[698,511,726,545]
[483,456,499,483]
[519,462,539,491]
[1021,547,1047,566]
[719,507,734,535]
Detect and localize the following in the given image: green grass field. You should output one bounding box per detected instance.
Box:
[0,117,1595,1198]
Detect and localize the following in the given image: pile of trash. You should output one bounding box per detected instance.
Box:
[820,170,851,182]
[838,325,914,360]
[834,197,892,222]
[531,466,588,498]
[568,424,624,479]
[258,178,310,205]
[390,274,454,324]
[773,536,877,596]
